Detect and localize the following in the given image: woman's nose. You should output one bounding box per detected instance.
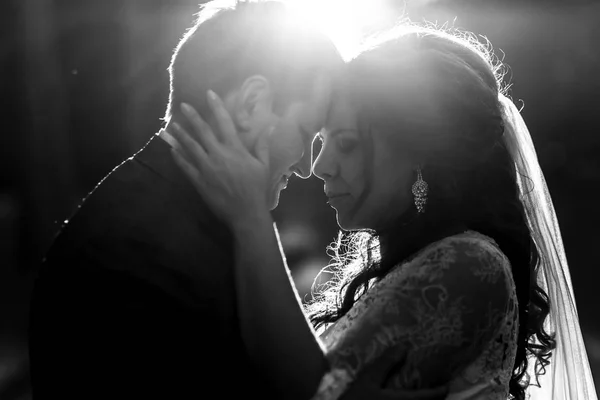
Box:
[312,143,335,181]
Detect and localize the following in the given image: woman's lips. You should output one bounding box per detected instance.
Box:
[326,193,350,207]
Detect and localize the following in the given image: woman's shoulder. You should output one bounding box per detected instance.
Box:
[388,230,512,285]
[415,230,508,265]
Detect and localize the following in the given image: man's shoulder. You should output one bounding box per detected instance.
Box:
[43,151,232,275]
[59,134,221,240]
[51,155,176,245]
[47,167,230,263]
[40,172,234,306]
[79,135,215,226]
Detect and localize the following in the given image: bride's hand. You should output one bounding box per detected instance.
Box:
[163,90,271,224]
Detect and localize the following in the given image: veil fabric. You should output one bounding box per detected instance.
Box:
[498,94,597,400]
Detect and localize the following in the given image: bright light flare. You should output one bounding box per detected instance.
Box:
[287,0,391,60]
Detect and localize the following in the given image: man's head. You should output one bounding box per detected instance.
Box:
[165,0,343,209]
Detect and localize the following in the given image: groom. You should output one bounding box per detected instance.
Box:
[28,2,342,399]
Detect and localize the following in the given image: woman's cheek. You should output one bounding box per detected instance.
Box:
[344,153,366,195]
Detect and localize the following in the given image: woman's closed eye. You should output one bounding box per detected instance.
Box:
[336,135,358,153]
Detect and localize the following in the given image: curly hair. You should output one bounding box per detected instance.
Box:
[305,24,555,400]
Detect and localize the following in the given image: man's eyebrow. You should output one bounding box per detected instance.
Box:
[300,125,320,138]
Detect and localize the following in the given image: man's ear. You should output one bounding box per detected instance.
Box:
[233,75,275,132]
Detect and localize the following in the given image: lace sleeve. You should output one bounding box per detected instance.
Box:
[313,235,514,398]
[375,237,513,388]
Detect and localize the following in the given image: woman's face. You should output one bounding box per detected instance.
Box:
[312,96,415,231]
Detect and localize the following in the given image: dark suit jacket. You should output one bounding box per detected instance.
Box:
[28,136,272,399]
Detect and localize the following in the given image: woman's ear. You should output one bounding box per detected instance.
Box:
[233,75,274,132]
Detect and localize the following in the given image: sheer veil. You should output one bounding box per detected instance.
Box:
[499,94,597,399]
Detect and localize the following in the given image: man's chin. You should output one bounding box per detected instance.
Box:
[267,190,282,211]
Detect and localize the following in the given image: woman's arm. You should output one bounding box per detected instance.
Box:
[164,95,327,399]
[165,95,462,400]
[230,210,328,400]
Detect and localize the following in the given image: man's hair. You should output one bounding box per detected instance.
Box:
[165,0,342,122]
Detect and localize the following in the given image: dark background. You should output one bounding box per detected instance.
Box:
[1,0,599,398]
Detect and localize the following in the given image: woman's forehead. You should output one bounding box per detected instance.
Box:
[324,96,357,130]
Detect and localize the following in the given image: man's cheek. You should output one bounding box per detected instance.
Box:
[271,143,298,170]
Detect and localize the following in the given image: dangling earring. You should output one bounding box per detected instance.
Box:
[412,166,428,214]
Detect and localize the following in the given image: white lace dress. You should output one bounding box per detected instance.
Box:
[312,231,519,400]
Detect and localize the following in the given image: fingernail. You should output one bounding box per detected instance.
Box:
[180,103,192,114]
[207,90,217,102]
[172,122,181,131]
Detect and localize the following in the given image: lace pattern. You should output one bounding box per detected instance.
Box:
[312,231,519,400]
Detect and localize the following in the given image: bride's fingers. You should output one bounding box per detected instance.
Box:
[254,127,272,167]
[171,148,206,192]
[180,103,219,153]
[159,129,182,152]
[206,90,242,148]
[169,122,210,170]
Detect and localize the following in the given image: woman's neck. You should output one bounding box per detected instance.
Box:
[378,217,469,266]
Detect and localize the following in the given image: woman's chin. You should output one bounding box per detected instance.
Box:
[335,212,365,231]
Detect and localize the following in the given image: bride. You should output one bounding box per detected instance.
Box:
[166,24,597,400]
